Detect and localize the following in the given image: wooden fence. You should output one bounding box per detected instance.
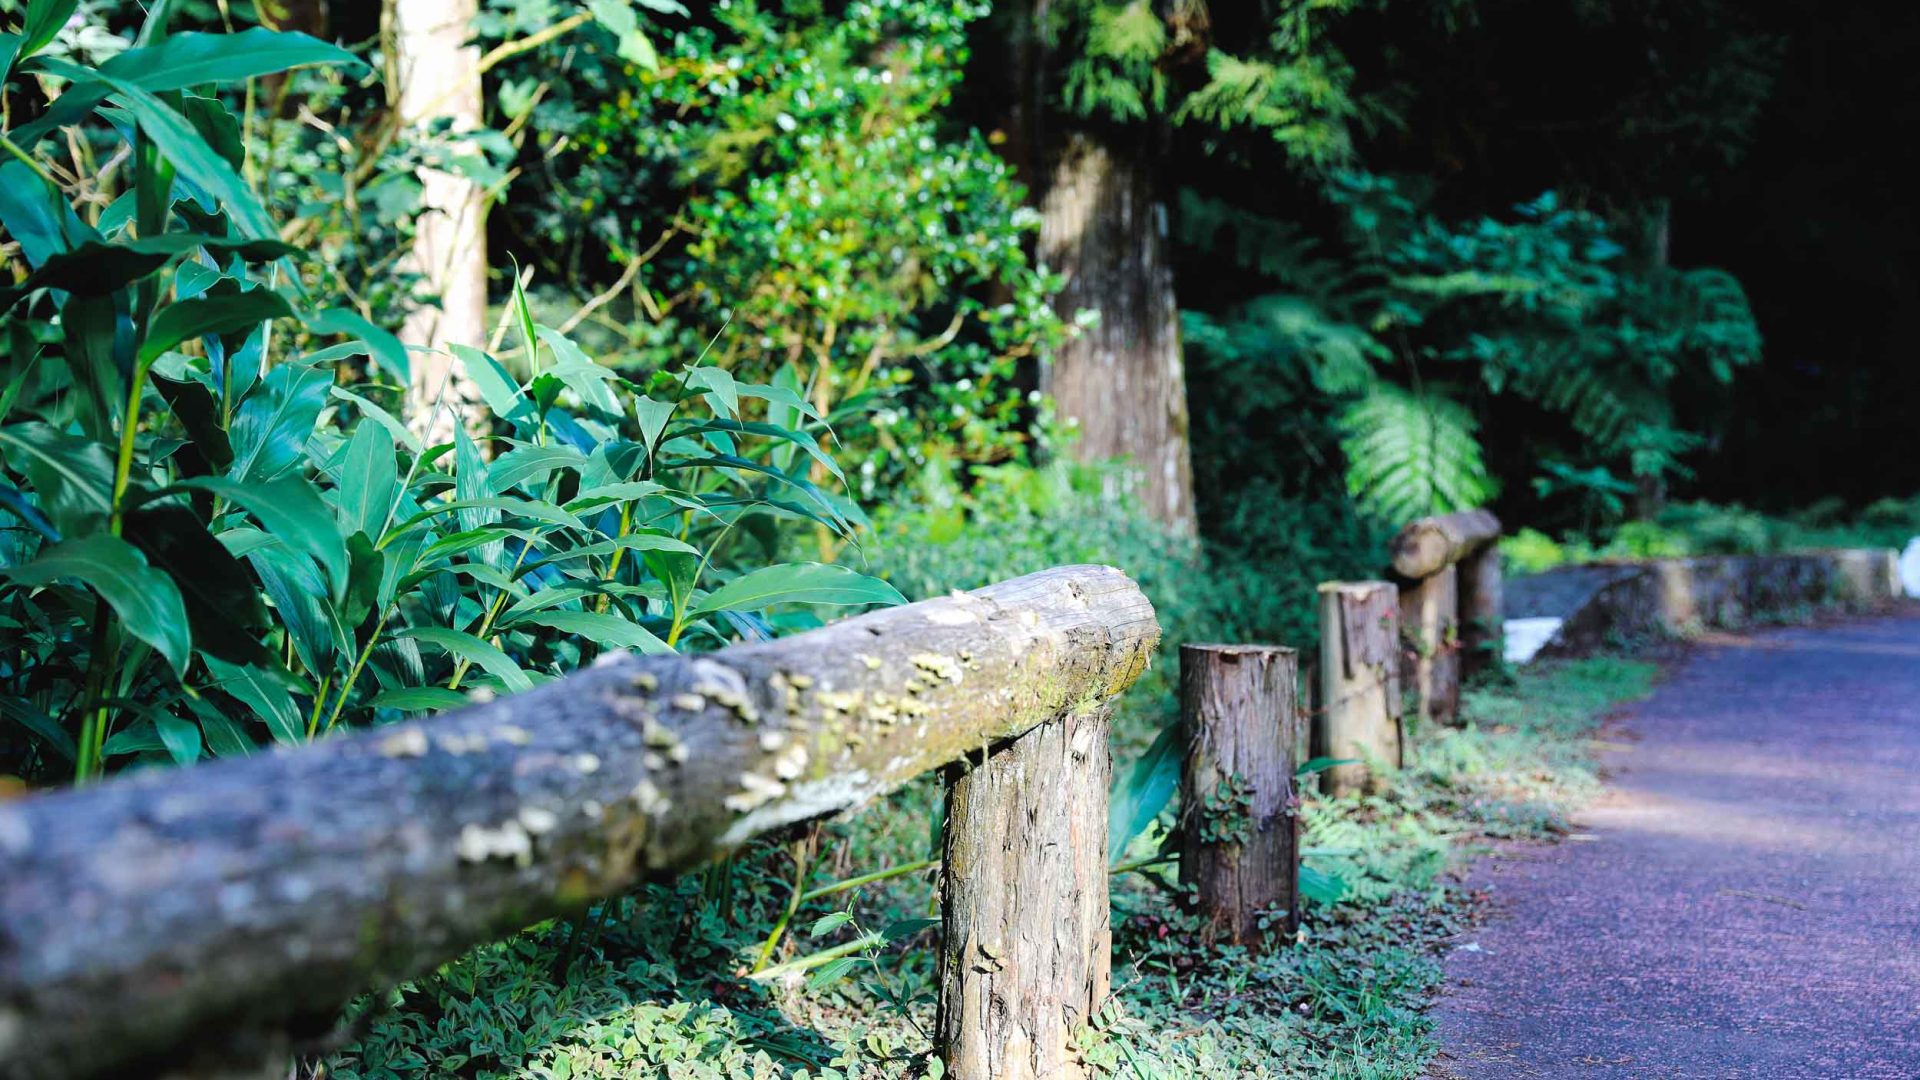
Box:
[1312,510,1502,796]
[0,566,1163,1080]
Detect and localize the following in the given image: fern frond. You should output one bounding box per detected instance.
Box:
[1339,384,1496,523]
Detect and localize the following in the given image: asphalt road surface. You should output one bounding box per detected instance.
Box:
[1432,614,1920,1079]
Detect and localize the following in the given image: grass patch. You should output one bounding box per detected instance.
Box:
[323,658,1656,1080]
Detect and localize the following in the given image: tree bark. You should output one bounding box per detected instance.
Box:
[938,707,1112,1080]
[0,566,1158,1080]
[1038,131,1196,533]
[1388,509,1500,580]
[1458,545,1504,680]
[392,0,489,444]
[1399,565,1461,727]
[1315,582,1401,797]
[1178,644,1301,945]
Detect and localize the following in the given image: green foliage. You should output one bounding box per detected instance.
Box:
[0,10,898,784]
[1046,0,1370,170]
[495,0,1062,502]
[1180,177,1763,529]
[1508,495,1920,575]
[1339,384,1496,524]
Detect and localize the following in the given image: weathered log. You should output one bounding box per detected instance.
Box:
[1389,509,1501,580]
[1400,565,1461,727]
[938,707,1112,1080]
[0,565,1159,1080]
[1178,645,1301,945]
[1315,582,1402,797]
[1458,545,1504,679]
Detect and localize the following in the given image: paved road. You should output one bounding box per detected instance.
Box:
[1432,614,1920,1080]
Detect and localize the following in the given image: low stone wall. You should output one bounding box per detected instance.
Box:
[1506,549,1901,661]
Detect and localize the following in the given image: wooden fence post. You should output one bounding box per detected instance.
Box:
[1457,545,1504,679]
[1399,564,1460,726]
[938,708,1112,1080]
[1316,582,1402,797]
[1178,644,1302,945]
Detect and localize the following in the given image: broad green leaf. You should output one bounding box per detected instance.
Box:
[522,531,699,575]
[739,377,822,422]
[394,496,587,536]
[123,502,268,664]
[686,366,739,418]
[635,396,674,451]
[490,445,588,494]
[690,563,905,617]
[0,33,21,86]
[881,918,939,943]
[500,582,660,622]
[806,954,866,991]
[84,70,280,239]
[366,686,468,714]
[153,710,202,764]
[508,609,670,654]
[5,533,191,675]
[0,697,75,762]
[0,162,94,267]
[228,360,331,483]
[1299,864,1348,906]
[98,28,364,91]
[330,386,422,454]
[440,560,528,598]
[536,327,621,415]
[309,308,409,383]
[140,287,296,367]
[449,344,530,424]
[204,653,304,745]
[181,475,348,599]
[185,695,253,757]
[664,454,853,531]
[245,542,345,677]
[398,626,531,692]
[335,422,398,540]
[0,235,294,310]
[20,0,78,59]
[808,911,855,939]
[1108,719,1182,864]
[0,422,113,536]
[564,480,665,511]
[670,419,846,483]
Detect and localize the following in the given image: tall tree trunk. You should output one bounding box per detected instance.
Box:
[1037,131,1197,534]
[392,0,489,444]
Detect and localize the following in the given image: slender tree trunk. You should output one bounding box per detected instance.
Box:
[393,0,488,444]
[1037,131,1196,533]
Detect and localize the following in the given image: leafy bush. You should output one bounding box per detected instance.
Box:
[496,0,1064,502]
[0,8,899,784]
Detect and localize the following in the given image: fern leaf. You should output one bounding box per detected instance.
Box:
[1339,385,1496,522]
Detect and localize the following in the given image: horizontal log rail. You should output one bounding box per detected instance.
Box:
[1389,509,1501,581]
[0,565,1159,1080]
